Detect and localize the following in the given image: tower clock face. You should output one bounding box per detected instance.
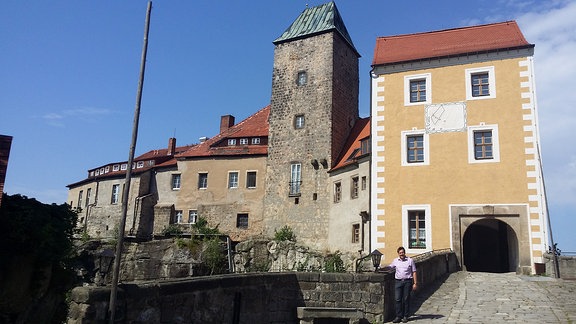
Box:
[425,102,467,133]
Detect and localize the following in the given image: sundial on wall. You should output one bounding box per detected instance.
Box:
[425,102,467,133]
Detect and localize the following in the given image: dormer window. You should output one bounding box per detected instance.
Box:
[228,139,236,146]
[113,165,120,172]
[252,138,260,144]
[296,71,307,86]
[136,161,144,168]
[240,138,248,145]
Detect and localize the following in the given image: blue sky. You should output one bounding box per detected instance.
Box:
[1,0,574,252]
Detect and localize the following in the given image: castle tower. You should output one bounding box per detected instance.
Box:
[264,2,359,249]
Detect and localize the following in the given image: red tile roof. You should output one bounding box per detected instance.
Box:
[331,117,370,171]
[177,105,270,158]
[372,21,533,66]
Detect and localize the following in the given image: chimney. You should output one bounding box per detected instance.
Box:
[220,115,235,133]
[167,137,176,156]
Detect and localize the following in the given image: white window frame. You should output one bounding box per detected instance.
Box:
[188,210,198,224]
[113,164,120,172]
[136,161,144,168]
[467,124,500,164]
[402,204,432,254]
[105,166,110,173]
[198,172,208,189]
[295,115,305,129]
[251,137,260,144]
[401,129,429,166]
[121,164,127,171]
[171,174,181,190]
[239,138,248,145]
[289,163,302,196]
[228,139,236,146]
[404,73,431,106]
[175,210,183,224]
[465,66,496,100]
[228,171,239,189]
[111,184,120,204]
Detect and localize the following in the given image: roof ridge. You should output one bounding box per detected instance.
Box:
[376,20,519,40]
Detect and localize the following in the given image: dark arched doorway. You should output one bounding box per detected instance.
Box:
[463,218,518,273]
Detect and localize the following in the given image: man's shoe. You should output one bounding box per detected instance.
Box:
[402,317,409,323]
[392,317,401,323]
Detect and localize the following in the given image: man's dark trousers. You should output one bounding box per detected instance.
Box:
[395,278,412,318]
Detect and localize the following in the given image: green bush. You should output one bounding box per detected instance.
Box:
[274,225,295,241]
[162,224,183,236]
[324,252,346,273]
[192,217,220,235]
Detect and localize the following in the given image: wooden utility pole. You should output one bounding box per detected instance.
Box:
[108,2,152,322]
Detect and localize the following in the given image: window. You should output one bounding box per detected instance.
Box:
[294,115,305,129]
[111,184,120,204]
[407,135,424,163]
[240,138,248,145]
[113,164,120,171]
[171,174,181,190]
[136,161,144,168]
[175,210,183,224]
[246,171,257,188]
[228,171,239,188]
[360,138,370,155]
[401,130,429,166]
[465,66,495,100]
[77,190,83,209]
[467,124,500,163]
[402,205,431,253]
[471,73,489,97]
[95,169,100,176]
[237,213,249,229]
[188,210,198,224]
[352,224,360,243]
[198,173,208,189]
[86,188,91,207]
[351,176,359,199]
[296,71,307,86]
[474,131,493,159]
[334,182,342,203]
[121,164,127,171]
[361,176,367,190]
[408,210,426,249]
[409,79,427,103]
[404,73,431,106]
[105,166,110,173]
[251,137,260,144]
[289,163,301,196]
[228,139,236,146]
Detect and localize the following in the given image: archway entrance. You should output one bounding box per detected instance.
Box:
[463,218,518,273]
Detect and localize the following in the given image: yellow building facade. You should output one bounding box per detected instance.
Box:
[370,22,548,274]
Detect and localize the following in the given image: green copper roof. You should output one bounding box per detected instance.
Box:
[274,2,358,54]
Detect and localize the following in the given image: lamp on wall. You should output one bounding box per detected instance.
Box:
[371,249,383,272]
[97,249,115,286]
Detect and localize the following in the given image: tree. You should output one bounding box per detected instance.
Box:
[0,194,78,323]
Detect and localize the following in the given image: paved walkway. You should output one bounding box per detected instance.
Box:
[407,271,576,323]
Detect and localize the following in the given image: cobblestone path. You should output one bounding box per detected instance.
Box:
[407,271,576,323]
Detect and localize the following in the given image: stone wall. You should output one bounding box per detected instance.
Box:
[67,250,459,323]
[543,252,576,279]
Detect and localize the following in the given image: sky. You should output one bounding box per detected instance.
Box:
[1,0,574,252]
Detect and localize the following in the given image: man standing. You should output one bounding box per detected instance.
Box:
[387,246,417,323]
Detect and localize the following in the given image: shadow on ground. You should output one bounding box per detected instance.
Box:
[408,274,449,321]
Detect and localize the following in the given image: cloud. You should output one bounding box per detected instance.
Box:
[513,1,576,207]
[41,106,113,127]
